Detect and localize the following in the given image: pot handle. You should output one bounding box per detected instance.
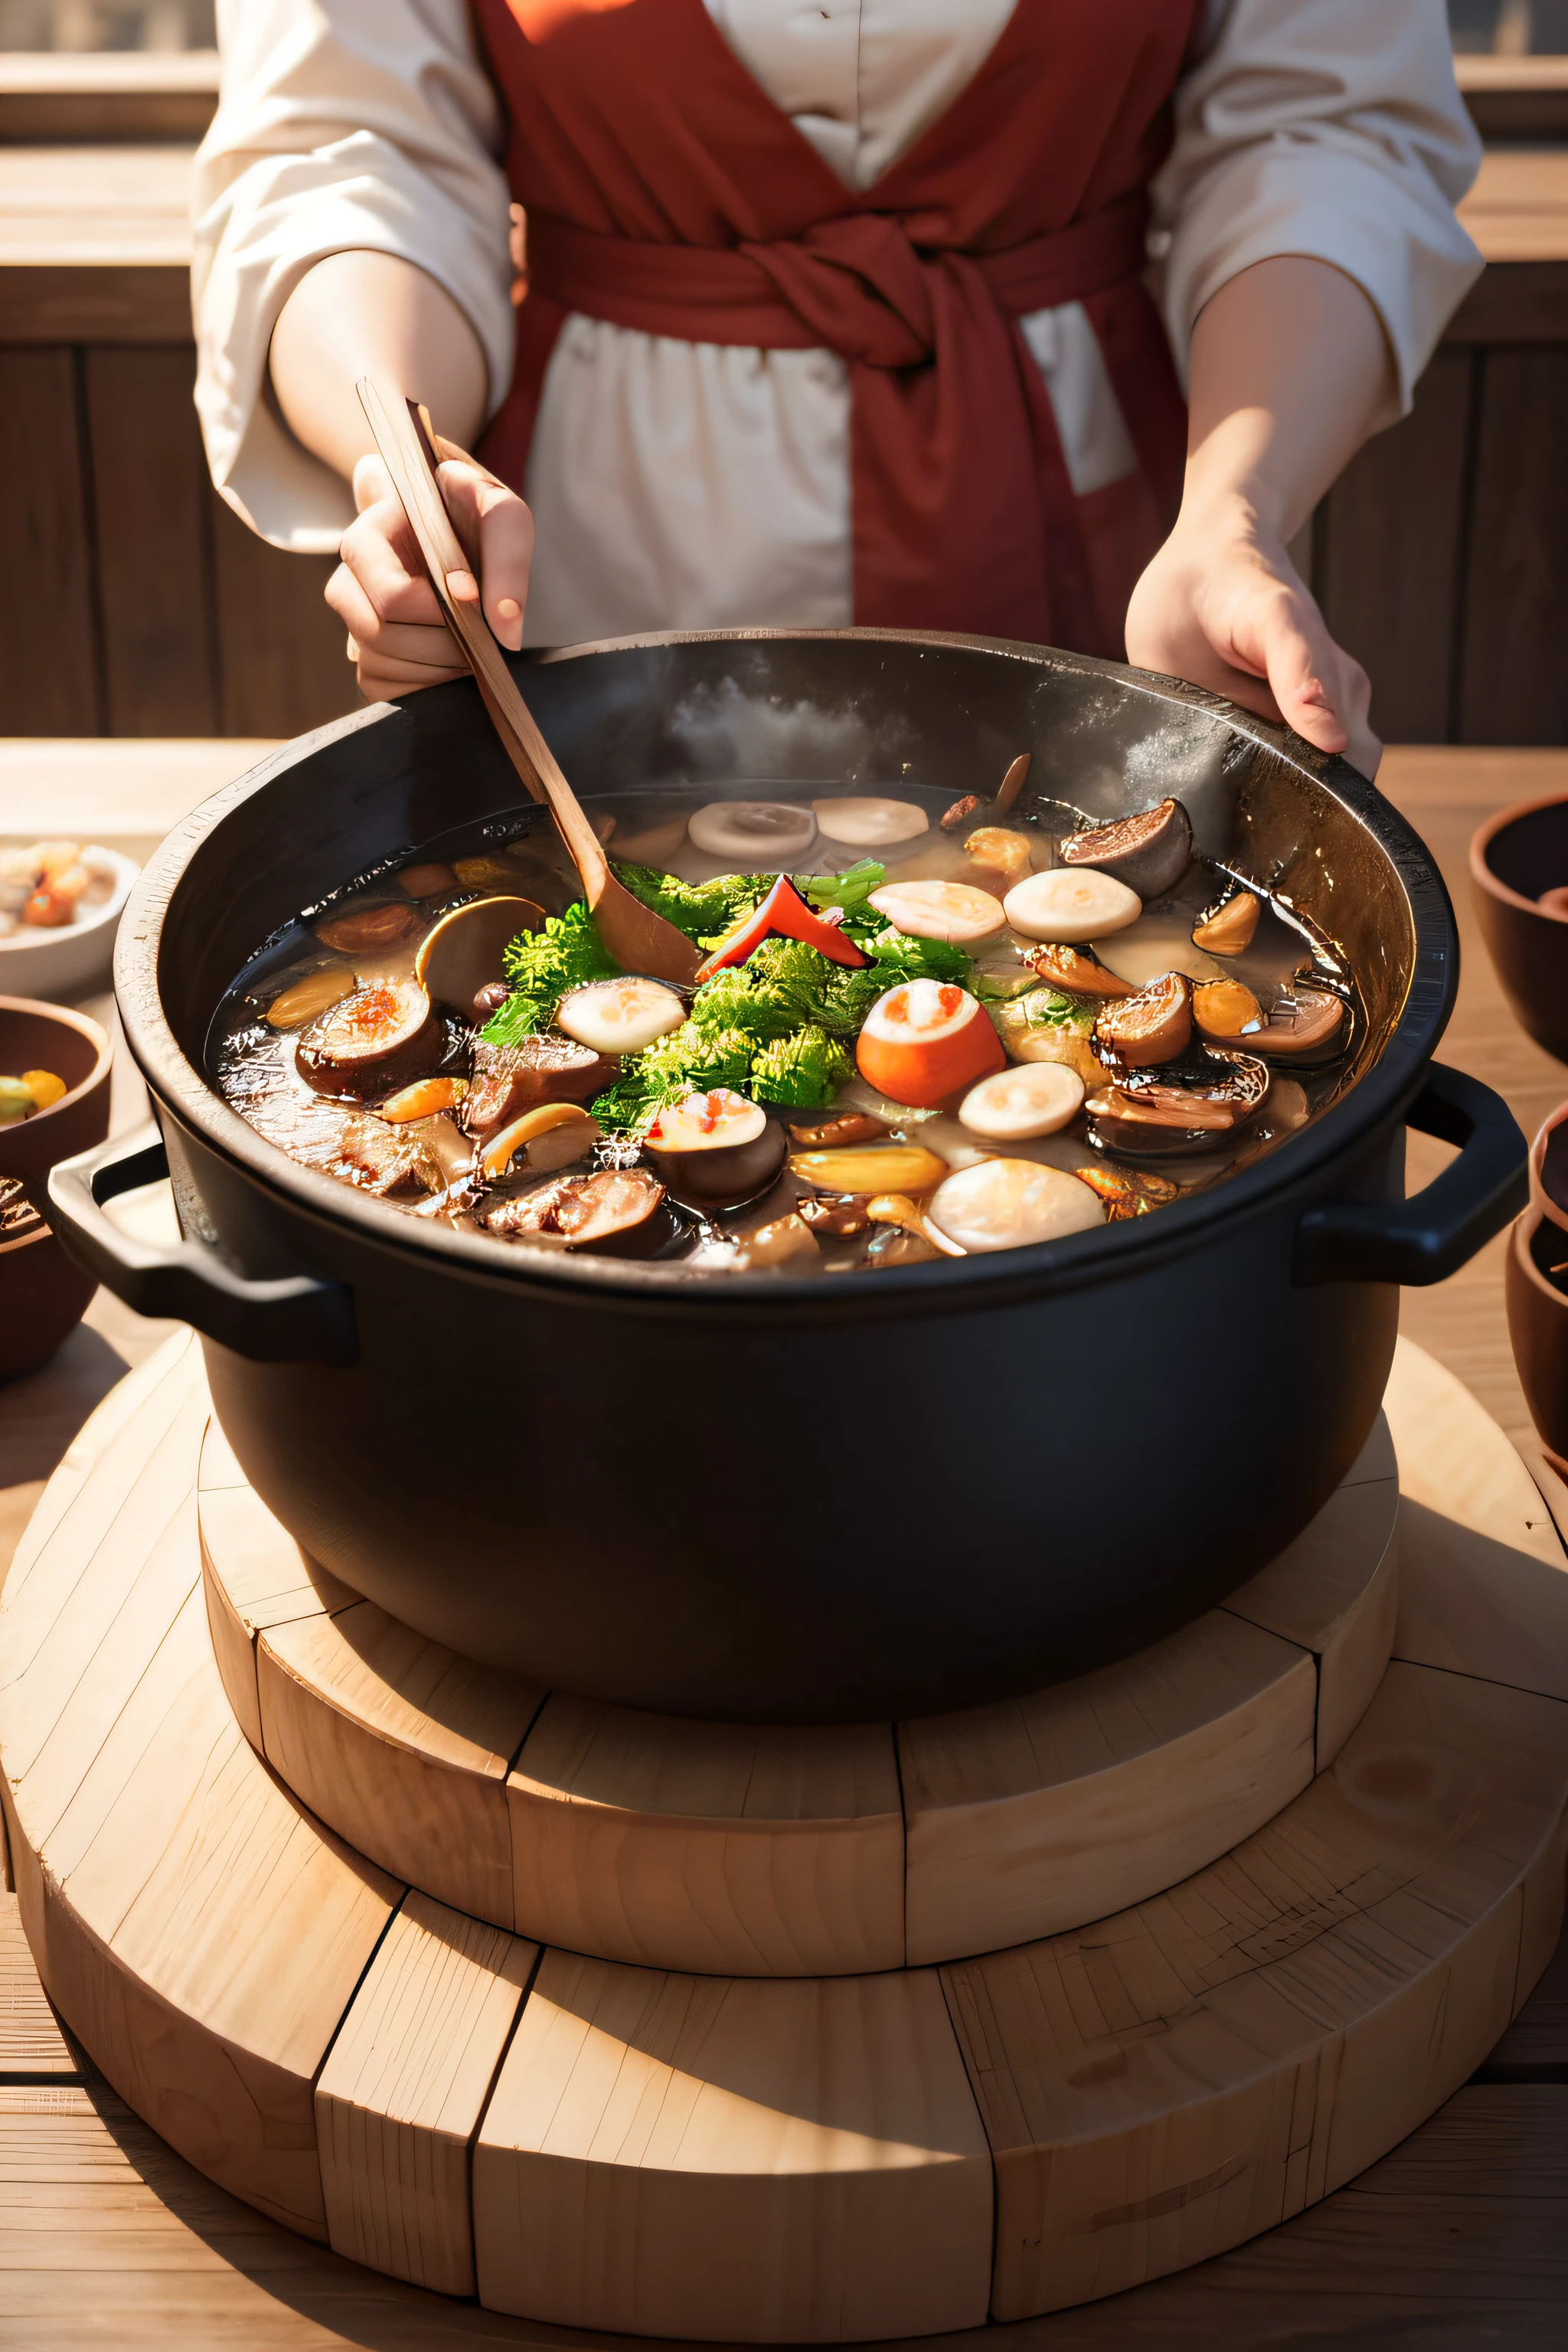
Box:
[47,1121,356,1365]
[1294,1063,1527,1288]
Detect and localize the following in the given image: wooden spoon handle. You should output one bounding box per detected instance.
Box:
[355,374,612,900]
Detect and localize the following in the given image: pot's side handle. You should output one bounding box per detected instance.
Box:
[47,1122,357,1366]
[1294,1063,1527,1288]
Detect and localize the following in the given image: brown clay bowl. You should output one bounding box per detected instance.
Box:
[1472,792,1568,1061]
[0,997,112,1380]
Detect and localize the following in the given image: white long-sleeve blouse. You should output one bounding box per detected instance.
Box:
[191,0,1482,647]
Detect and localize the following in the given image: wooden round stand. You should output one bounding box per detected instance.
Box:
[4,1330,1567,2342]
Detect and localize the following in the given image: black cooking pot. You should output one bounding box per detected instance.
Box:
[48,632,1524,1722]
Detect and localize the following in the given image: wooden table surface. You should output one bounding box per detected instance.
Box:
[5,741,1568,2349]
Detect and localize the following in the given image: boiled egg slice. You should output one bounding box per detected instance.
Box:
[926,1159,1105,1251]
[958,1062,1085,1140]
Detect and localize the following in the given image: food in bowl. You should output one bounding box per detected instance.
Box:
[0,842,121,939]
[207,782,1360,1276]
[0,1069,67,1124]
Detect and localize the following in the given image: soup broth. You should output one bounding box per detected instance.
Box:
[208,782,1361,1274]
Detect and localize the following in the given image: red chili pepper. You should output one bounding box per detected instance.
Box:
[694,875,872,983]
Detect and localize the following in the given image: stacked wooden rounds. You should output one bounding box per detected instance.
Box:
[3,1331,1566,2341]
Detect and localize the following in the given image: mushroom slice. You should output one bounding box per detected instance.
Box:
[963,827,1034,889]
[488,1166,668,1254]
[265,965,356,1031]
[480,1101,599,1178]
[733,1211,821,1270]
[867,879,1006,945]
[1192,890,1260,955]
[379,1076,467,1123]
[1252,986,1347,1059]
[1094,972,1193,1068]
[315,901,416,953]
[687,801,818,861]
[1059,798,1193,897]
[1086,1050,1270,1157]
[787,1111,889,1149]
[416,894,544,1014]
[789,1142,949,1195]
[812,796,929,847]
[557,975,687,1056]
[397,861,458,897]
[296,980,440,1096]
[867,1193,966,1256]
[940,795,982,831]
[1074,1164,1181,1220]
[959,1061,1084,1140]
[643,1088,787,1209]
[797,1191,875,1236]
[1192,977,1265,1043]
[1004,867,1141,942]
[926,1159,1104,1252]
[462,1033,618,1137]
[1027,943,1135,999]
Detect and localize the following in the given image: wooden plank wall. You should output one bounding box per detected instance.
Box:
[0,342,349,739]
[1308,273,1568,747]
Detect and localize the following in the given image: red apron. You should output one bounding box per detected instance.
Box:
[473,0,1196,655]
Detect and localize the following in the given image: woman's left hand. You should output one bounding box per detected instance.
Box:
[1125,495,1380,781]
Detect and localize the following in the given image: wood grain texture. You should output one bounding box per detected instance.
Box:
[1386,1336,1568,1702]
[508,1697,905,1976]
[1,1889,75,2079]
[1222,1472,1400,1769]
[945,1658,1568,2322]
[900,1612,1316,1969]
[472,1951,994,2341]
[83,345,218,736]
[0,345,100,734]
[900,1440,1397,1969]
[260,1606,541,1934]
[0,1353,400,2236]
[1458,350,1568,747]
[315,1892,535,2295]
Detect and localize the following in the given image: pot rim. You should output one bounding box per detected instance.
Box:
[1470,789,1568,921]
[0,995,113,1128]
[114,627,1456,1310]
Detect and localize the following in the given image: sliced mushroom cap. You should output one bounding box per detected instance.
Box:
[1003,867,1141,942]
[1192,890,1260,955]
[296,980,440,1096]
[557,975,688,1056]
[462,1032,619,1138]
[480,1101,600,1178]
[812,796,929,847]
[940,795,982,831]
[1193,977,1265,1042]
[1027,943,1135,999]
[1059,798,1193,898]
[397,861,459,897]
[1252,987,1348,1059]
[687,802,818,861]
[415,894,544,1013]
[959,1060,1084,1140]
[486,1166,669,1255]
[926,1159,1104,1252]
[315,900,416,954]
[786,1111,889,1149]
[1086,1050,1270,1157]
[643,1089,788,1208]
[1093,972,1193,1068]
[867,879,1006,944]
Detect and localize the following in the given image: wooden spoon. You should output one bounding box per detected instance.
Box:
[356,376,701,985]
[994,753,1031,815]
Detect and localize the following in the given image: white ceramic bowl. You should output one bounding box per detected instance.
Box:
[0,848,139,1000]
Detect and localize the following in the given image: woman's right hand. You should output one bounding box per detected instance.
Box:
[326,443,534,701]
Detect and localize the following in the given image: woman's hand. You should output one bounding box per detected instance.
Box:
[1125,493,1378,779]
[1128,256,1399,782]
[326,444,535,701]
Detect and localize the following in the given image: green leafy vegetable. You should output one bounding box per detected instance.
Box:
[800,860,885,914]
[481,903,618,1045]
[749,1027,856,1107]
[612,861,769,945]
[1018,987,1093,1036]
